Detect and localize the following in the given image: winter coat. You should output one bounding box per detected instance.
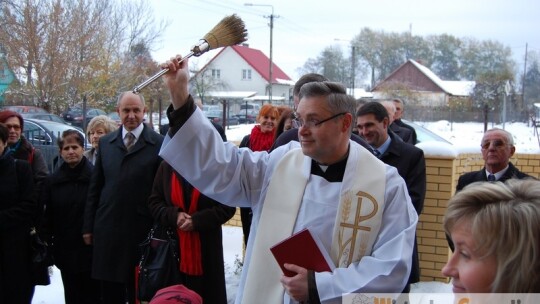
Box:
[41,156,94,273]
[83,125,163,282]
[148,161,236,304]
[0,154,37,302]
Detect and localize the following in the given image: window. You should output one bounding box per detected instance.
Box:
[211,69,220,79]
[242,69,252,80]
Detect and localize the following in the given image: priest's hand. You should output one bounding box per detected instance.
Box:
[161,55,190,110]
[280,263,308,302]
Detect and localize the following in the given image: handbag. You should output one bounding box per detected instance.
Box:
[29,227,53,286]
[137,224,182,301]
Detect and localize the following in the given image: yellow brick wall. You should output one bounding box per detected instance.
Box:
[419,151,540,282]
[225,208,242,227]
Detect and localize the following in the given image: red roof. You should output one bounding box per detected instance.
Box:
[200,45,291,83]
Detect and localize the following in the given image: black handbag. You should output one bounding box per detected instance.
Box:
[29,227,53,286]
[137,224,182,301]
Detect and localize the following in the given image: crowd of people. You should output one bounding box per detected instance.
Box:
[0,55,539,304]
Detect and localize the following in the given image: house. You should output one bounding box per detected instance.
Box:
[0,49,15,106]
[371,59,475,107]
[195,44,294,109]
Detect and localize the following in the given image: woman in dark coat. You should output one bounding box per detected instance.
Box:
[0,123,37,303]
[40,130,99,303]
[148,161,236,304]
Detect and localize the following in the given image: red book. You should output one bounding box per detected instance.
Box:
[270,228,335,277]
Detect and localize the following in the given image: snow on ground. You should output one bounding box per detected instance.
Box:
[33,120,539,303]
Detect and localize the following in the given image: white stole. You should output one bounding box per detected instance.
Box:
[241,144,386,304]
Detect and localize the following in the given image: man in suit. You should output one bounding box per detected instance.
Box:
[83,91,164,303]
[393,98,417,144]
[380,100,414,145]
[356,101,426,291]
[456,128,531,191]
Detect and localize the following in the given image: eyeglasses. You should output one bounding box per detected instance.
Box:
[5,124,21,131]
[481,140,510,150]
[292,112,347,129]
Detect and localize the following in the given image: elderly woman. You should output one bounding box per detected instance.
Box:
[238,104,279,246]
[84,115,118,165]
[0,110,48,184]
[0,123,37,303]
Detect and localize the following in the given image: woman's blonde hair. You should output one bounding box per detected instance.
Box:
[444,178,540,292]
[86,115,118,137]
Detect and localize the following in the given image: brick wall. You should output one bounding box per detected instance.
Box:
[418,149,540,282]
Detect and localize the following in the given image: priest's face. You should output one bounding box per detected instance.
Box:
[295,95,351,165]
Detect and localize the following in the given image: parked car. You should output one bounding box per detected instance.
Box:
[1,105,48,113]
[205,110,239,126]
[240,103,261,112]
[62,107,106,129]
[402,120,451,144]
[21,113,68,124]
[235,110,258,124]
[107,112,122,126]
[23,118,86,171]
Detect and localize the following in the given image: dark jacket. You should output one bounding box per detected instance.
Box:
[456,162,532,191]
[148,162,235,304]
[0,155,37,302]
[379,131,426,284]
[41,157,93,272]
[389,123,414,145]
[394,119,417,144]
[83,125,163,282]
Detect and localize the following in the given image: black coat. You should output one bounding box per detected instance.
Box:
[394,119,417,144]
[83,125,163,282]
[0,155,37,302]
[379,132,426,285]
[456,162,532,191]
[148,162,235,304]
[41,157,93,273]
[389,123,414,145]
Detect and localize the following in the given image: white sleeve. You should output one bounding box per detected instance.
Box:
[160,108,276,208]
[315,166,418,303]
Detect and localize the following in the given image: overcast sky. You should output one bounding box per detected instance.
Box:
[149,0,540,82]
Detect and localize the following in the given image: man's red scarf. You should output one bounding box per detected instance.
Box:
[170,173,203,276]
[249,125,275,152]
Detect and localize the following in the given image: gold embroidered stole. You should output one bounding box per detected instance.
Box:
[241,145,386,304]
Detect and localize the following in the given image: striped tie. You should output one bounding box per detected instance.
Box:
[125,132,136,151]
[373,149,381,158]
[487,174,496,181]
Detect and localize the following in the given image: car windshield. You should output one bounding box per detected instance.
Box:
[38,120,83,138]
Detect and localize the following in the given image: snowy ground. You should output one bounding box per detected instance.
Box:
[33,120,539,303]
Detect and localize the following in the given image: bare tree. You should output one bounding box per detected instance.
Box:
[0,0,169,113]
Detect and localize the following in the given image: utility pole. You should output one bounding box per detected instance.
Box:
[245,3,278,103]
[351,46,356,98]
[522,43,528,116]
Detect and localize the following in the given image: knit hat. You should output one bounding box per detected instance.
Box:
[0,110,24,131]
[149,285,202,304]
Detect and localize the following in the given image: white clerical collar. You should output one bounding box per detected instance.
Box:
[485,165,509,180]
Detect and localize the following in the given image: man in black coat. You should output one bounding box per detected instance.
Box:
[83,91,164,303]
[393,98,417,144]
[456,128,531,191]
[356,101,426,291]
[381,100,415,145]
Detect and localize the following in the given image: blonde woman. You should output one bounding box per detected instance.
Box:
[442,178,540,293]
[84,115,118,165]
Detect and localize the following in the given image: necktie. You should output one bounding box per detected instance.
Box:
[373,149,381,158]
[487,174,496,181]
[125,132,136,150]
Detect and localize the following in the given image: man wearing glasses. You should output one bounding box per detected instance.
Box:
[456,128,531,191]
[159,56,417,304]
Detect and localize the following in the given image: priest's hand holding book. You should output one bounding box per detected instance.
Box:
[280,264,309,302]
